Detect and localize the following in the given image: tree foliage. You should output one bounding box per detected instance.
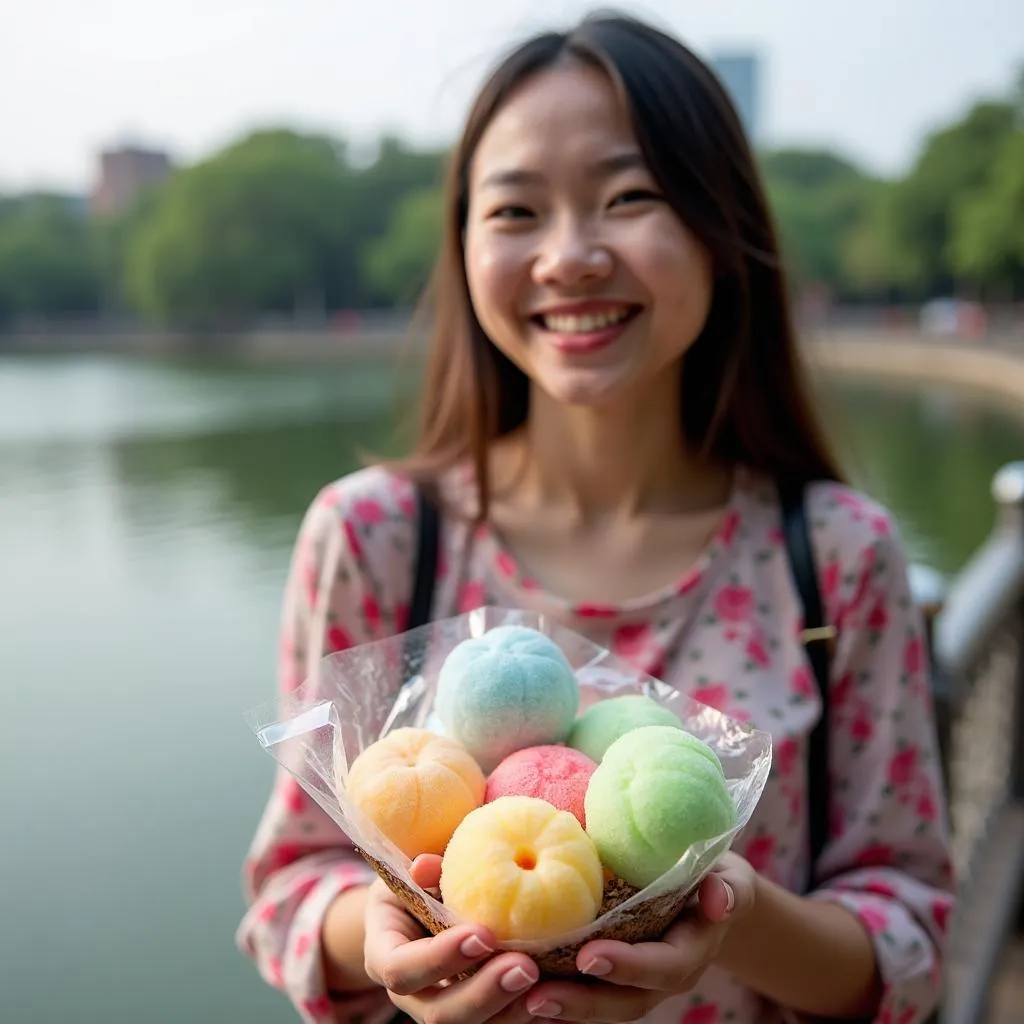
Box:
[949,129,1024,295]
[122,130,366,326]
[760,148,883,295]
[363,187,444,305]
[1,62,1020,328]
[883,101,1018,295]
[0,194,100,324]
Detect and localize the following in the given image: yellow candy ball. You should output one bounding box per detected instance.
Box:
[440,795,604,942]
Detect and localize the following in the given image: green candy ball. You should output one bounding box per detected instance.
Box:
[567,694,683,763]
[583,725,736,889]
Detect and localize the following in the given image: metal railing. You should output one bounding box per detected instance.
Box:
[912,462,1024,1024]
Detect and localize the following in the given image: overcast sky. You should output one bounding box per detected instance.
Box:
[1,0,1020,193]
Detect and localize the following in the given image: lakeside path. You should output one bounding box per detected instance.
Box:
[806,327,1024,416]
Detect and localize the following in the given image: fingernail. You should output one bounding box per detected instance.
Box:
[528,1000,563,1017]
[722,881,735,915]
[459,934,493,958]
[500,966,537,993]
[580,956,612,976]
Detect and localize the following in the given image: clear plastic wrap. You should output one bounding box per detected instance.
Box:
[245,607,773,964]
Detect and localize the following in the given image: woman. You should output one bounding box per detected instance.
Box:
[237,12,954,1024]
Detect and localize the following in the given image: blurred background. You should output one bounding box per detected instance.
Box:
[1,1,1022,1022]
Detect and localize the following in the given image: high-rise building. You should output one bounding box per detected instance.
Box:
[709,52,762,144]
[90,145,173,218]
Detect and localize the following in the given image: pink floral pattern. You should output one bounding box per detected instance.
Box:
[237,464,955,1024]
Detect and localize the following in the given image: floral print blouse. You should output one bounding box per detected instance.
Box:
[236,463,955,1024]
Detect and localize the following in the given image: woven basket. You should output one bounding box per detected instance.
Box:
[354,845,697,978]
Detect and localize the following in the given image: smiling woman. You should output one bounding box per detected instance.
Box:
[388,16,847,537]
[236,12,955,1024]
[464,72,713,409]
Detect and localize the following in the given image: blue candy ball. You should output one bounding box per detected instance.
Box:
[435,625,580,772]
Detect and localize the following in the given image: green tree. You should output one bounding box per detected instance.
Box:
[0,194,100,324]
[759,149,864,192]
[123,129,362,326]
[93,184,165,312]
[839,184,920,298]
[885,100,1016,295]
[363,187,443,305]
[349,137,448,305]
[351,136,447,241]
[950,129,1024,296]
[760,148,879,297]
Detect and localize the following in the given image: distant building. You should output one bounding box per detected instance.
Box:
[709,52,762,143]
[90,145,173,218]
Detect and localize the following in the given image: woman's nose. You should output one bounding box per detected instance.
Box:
[532,221,613,286]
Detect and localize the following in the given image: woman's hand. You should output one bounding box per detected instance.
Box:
[363,856,542,1024]
[521,853,757,1022]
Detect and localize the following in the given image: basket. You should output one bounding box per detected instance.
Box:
[245,607,772,977]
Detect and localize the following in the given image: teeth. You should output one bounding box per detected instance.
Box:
[541,308,632,333]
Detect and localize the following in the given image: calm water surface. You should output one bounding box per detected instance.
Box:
[1,354,1021,1024]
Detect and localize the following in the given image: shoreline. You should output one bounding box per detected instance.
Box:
[806,330,1024,422]
[4,325,1024,418]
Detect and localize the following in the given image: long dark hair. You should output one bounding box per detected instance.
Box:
[389,11,845,516]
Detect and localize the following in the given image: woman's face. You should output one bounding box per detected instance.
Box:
[463,62,714,409]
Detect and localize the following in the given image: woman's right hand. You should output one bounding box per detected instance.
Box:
[363,856,541,1024]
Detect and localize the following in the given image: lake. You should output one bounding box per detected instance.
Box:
[1,353,1022,1024]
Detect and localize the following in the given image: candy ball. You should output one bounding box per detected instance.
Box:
[584,725,736,889]
[344,727,486,859]
[435,625,580,772]
[485,745,598,827]
[440,795,604,942]
[567,693,683,763]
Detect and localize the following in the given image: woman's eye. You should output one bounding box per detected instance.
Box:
[610,189,662,206]
[489,205,533,220]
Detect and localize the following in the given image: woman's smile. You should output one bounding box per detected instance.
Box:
[529,300,644,355]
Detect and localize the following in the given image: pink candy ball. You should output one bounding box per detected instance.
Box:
[485,745,598,827]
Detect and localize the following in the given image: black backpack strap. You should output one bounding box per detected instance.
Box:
[408,484,439,630]
[778,480,835,889]
[392,483,439,709]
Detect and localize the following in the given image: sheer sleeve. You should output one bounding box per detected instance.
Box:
[236,471,417,1023]
[809,492,957,1023]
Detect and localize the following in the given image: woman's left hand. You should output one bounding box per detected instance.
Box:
[523,852,757,1022]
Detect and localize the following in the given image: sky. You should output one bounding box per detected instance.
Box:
[1,0,1021,193]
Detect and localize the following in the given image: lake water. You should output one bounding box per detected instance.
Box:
[1,353,1022,1024]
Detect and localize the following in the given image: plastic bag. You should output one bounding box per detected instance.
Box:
[244,606,773,957]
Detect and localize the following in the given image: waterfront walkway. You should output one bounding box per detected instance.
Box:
[807,326,1024,415]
